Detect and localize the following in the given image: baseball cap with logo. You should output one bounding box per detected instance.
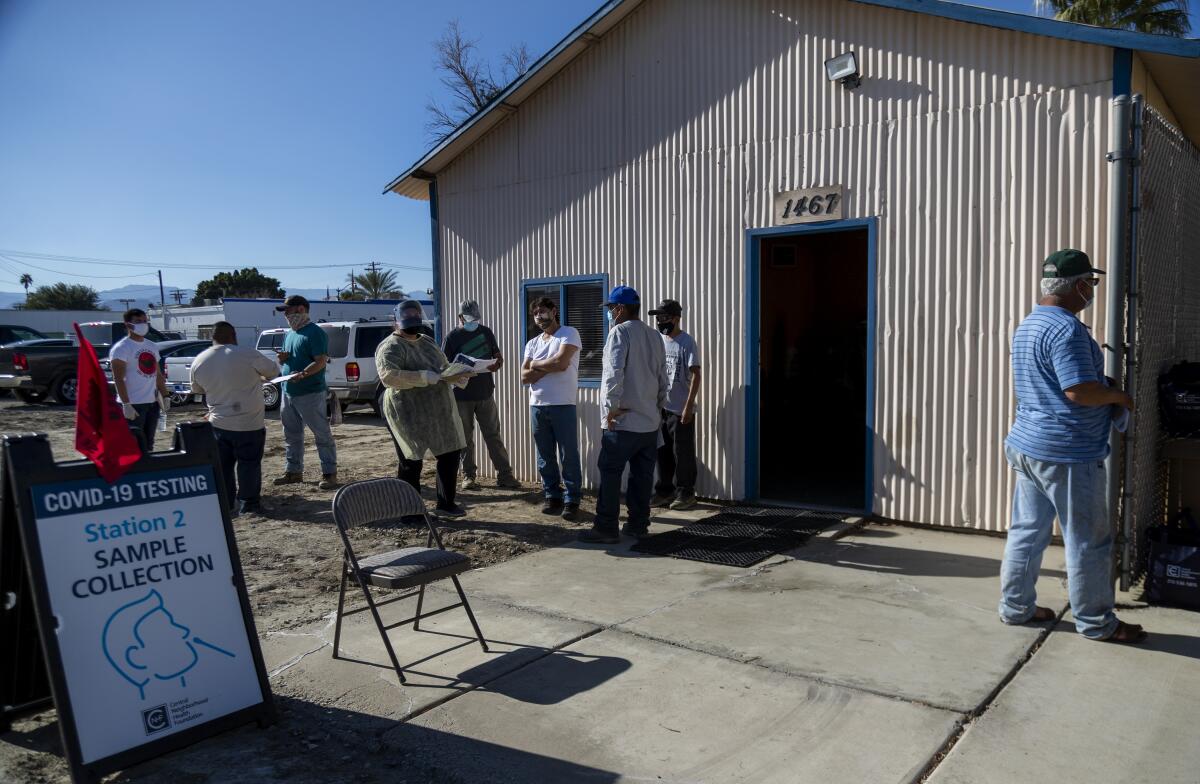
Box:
[1042,249,1104,279]
[602,285,640,306]
[648,299,683,317]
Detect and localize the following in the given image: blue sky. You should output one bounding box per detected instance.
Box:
[0,0,1194,299]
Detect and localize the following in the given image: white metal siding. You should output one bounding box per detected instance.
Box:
[434,0,1112,530]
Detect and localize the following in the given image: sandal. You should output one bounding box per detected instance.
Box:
[1102,620,1148,644]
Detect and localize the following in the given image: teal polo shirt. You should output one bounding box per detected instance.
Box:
[281,323,328,397]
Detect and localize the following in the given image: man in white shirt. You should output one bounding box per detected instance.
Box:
[109,308,172,453]
[649,299,702,511]
[521,296,583,521]
[190,321,279,515]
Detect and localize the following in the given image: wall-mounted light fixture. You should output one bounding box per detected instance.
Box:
[824,51,861,89]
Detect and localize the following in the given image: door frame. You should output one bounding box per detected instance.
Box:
[744,217,878,513]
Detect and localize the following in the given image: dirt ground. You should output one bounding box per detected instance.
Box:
[0,396,591,783]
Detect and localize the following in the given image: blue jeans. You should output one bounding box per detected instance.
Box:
[214,427,266,506]
[128,401,161,454]
[595,429,658,535]
[530,405,581,505]
[999,444,1118,639]
[281,391,337,475]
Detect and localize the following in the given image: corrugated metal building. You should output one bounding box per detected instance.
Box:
[385,0,1200,531]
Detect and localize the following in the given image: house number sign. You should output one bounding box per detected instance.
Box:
[774,186,845,225]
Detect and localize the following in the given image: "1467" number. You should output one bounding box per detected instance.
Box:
[781,192,841,218]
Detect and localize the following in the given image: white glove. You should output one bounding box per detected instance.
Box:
[157,393,171,414]
[419,370,440,386]
[122,403,137,420]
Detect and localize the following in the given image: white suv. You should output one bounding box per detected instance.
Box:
[255,320,394,413]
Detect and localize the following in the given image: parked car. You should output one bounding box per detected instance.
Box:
[0,325,49,345]
[158,330,185,341]
[255,319,392,413]
[0,338,73,348]
[0,321,168,405]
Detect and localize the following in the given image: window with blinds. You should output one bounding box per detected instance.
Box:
[522,276,608,383]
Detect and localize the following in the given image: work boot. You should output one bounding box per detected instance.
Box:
[578,527,619,544]
[461,476,481,491]
[436,503,467,518]
[561,503,581,522]
[541,498,564,515]
[496,472,522,489]
[651,492,674,508]
[670,491,697,511]
[621,523,650,540]
[273,472,303,486]
[238,499,265,516]
[319,473,339,490]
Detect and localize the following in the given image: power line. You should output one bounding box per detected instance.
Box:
[0,249,431,273]
[0,254,158,280]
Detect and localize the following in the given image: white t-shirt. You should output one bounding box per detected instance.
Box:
[190,344,280,431]
[523,325,581,406]
[109,337,161,404]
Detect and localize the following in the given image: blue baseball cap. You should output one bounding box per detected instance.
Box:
[603,285,640,306]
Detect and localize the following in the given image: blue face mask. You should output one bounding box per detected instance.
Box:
[605,308,614,322]
[463,321,480,332]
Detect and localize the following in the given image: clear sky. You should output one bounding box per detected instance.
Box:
[0,0,1194,299]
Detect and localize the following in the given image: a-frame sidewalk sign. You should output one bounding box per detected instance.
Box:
[0,423,274,782]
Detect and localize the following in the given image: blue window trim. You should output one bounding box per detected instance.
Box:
[744,217,878,513]
[519,273,611,388]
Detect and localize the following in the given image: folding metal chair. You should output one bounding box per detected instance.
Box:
[330,477,488,684]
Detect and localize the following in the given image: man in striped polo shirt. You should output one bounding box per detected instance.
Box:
[1001,249,1145,643]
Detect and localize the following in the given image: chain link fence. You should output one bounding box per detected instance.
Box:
[1122,104,1200,587]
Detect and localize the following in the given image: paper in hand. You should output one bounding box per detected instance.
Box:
[268,372,302,384]
[452,353,496,373]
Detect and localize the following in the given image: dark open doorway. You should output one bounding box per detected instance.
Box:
[756,227,870,510]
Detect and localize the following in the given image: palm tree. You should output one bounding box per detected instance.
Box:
[19,273,32,294]
[1037,0,1191,36]
[350,269,404,299]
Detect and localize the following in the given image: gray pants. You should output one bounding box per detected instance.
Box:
[456,397,512,478]
[281,391,338,475]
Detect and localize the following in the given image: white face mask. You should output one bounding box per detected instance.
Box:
[129,322,149,337]
[286,312,310,330]
[1078,281,1096,310]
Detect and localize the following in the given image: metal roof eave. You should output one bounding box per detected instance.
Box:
[383,0,1200,201]
[853,0,1200,58]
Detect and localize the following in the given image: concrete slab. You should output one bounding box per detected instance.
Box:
[262,590,597,721]
[619,524,1069,711]
[928,605,1200,784]
[453,536,753,626]
[396,628,962,784]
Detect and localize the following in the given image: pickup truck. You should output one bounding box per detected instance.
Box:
[0,321,169,405]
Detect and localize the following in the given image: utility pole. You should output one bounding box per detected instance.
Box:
[157,270,169,329]
[365,260,382,275]
[118,298,135,310]
[171,289,186,305]
[350,269,357,295]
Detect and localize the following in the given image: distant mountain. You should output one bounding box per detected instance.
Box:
[0,291,24,308]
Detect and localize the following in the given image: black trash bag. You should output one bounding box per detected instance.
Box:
[1158,362,1200,437]
[1145,508,1200,610]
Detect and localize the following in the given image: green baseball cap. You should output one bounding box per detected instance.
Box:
[1042,249,1104,279]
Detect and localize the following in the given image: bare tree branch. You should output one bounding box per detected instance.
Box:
[425,20,531,142]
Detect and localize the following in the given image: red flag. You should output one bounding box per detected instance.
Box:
[73,323,141,483]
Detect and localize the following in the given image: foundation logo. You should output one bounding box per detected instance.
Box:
[136,350,158,377]
[142,704,171,735]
